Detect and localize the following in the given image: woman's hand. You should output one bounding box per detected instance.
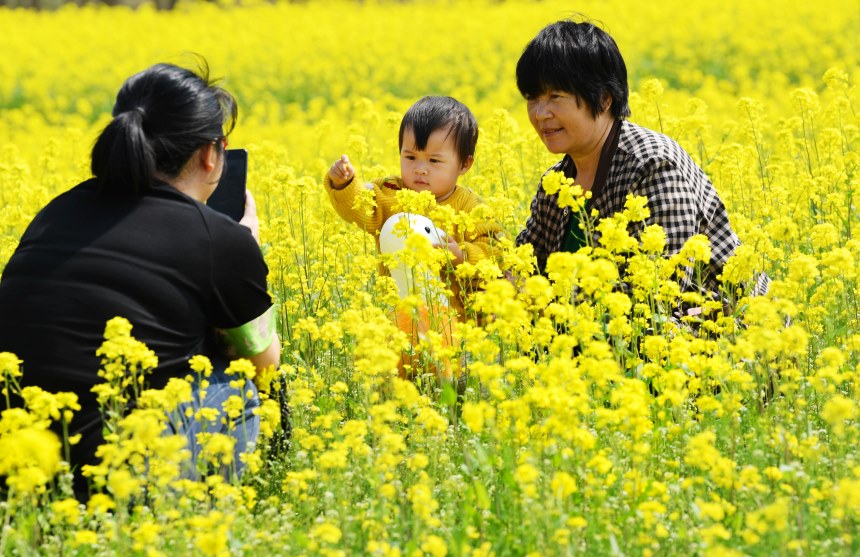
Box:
[328,154,354,189]
[239,189,261,245]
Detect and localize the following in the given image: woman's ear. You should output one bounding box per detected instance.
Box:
[600,92,612,114]
[200,142,219,173]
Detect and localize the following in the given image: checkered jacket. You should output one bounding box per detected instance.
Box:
[516,120,750,295]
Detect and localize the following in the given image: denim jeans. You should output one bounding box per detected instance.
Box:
[167,365,261,480]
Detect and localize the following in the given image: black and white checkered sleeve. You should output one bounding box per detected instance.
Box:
[636,158,700,256]
[517,188,548,249]
[517,160,570,273]
[701,190,740,270]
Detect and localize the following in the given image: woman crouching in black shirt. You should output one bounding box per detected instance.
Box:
[0,60,280,500]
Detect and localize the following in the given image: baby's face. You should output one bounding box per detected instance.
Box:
[400,126,471,202]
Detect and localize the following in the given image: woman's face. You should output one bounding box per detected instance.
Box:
[527,91,611,159]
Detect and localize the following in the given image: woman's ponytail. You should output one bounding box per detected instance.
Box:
[90,59,237,197]
[91,107,155,195]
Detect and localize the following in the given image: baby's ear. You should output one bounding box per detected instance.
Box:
[459,155,474,174]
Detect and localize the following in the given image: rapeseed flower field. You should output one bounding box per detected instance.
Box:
[1,0,859,554]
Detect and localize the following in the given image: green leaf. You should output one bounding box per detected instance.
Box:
[440,381,458,407]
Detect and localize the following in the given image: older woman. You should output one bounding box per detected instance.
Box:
[515,20,763,298]
[0,61,280,499]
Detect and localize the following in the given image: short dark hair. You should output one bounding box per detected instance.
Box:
[91,58,237,195]
[516,20,630,119]
[398,96,478,166]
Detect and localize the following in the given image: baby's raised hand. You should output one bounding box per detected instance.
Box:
[328,154,355,189]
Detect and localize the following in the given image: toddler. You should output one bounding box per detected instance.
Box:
[326,96,501,377]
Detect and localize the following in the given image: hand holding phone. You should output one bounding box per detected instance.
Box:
[208,148,248,221]
[239,189,261,245]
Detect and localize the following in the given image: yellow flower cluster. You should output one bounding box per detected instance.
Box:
[1,0,859,555]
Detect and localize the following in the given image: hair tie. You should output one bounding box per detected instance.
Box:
[116,106,146,121]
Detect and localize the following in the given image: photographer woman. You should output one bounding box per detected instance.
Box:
[0,60,280,499]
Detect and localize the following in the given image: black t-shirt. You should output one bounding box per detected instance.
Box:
[0,179,272,493]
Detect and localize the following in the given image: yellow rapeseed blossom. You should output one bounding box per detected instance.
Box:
[0,426,62,495]
[0,0,858,554]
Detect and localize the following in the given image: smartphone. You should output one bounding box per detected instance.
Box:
[208,148,248,221]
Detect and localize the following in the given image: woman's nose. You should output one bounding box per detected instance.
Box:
[532,100,550,119]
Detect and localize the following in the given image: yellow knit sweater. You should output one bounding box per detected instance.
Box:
[325,173,502,318]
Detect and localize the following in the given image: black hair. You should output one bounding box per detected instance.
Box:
[516,19,631,119]
[398,96,478,166]
[91,58,237,195]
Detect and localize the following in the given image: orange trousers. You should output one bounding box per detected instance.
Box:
[394,304,455,381]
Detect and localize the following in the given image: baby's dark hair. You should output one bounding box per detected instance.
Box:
[516,19,630,119]
[398,96,478,165]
